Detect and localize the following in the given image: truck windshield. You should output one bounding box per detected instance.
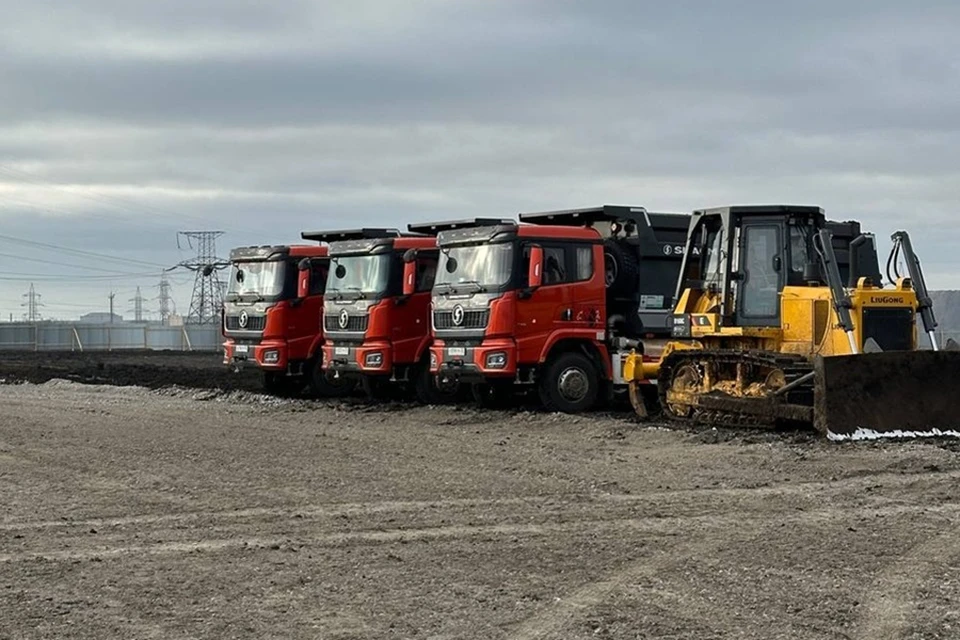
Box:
[227,260,286,300]
[436,243,513,291]
[326,254,391,298]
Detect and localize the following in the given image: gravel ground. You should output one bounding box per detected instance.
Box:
[0,379,958,639]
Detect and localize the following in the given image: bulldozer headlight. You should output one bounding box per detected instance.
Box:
[365,352,384,368]
[485,351,508,369]
[262,349,280,364]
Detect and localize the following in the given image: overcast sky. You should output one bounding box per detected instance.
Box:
[1,0,958,320]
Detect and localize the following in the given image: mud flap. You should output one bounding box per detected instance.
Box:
[814,351,960,440]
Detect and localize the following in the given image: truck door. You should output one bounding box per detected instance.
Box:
[736,220,785,327]
[515,243,571,364]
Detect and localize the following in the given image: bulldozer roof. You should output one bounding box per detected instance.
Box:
[693,204,825,218]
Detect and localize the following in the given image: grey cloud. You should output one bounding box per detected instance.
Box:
[0,0,959,316]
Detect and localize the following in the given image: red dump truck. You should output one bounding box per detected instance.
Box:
[303,228,460,404]
[412,206,691,412]
[222,243,354,397]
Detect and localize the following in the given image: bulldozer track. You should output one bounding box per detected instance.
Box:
[658,350,815,430]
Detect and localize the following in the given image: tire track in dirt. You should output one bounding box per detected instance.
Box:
[506,542,751,640]
[855,522,960,640]
[2,502,958,566]
[507,502,960,640]
[1,467,956,533]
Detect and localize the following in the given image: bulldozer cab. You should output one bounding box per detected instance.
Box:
[675,205,832,331]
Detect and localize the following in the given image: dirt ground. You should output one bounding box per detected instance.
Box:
[1,356,959,639]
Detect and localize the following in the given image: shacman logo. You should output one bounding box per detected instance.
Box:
[869,296,905,304]
[452,305,465,326]
[338,309,350,329]
[238,310,249,329]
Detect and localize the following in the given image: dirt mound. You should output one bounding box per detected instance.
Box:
[0,350,263,392]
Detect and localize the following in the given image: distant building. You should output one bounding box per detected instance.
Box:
[78,312,124,324]
[167,314,185,327]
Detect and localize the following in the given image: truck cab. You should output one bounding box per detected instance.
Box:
[222,243,353,397]
[307,228,456,404]
[417,207,689,413]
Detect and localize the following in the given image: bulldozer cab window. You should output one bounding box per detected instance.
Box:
[788,225,812,283]
[740,224,781,321]
[703,228,724,287]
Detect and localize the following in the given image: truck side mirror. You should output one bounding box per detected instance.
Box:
[297,258,311,299]
[403,260,417,296]
[529,245,544,289]
[401,248,419,297]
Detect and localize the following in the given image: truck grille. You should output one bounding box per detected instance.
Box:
[225,315,266,331]
[861,307,913,351]
[434,309,489,330]
[324,314,369,332]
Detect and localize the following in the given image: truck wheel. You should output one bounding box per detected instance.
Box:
[538,351,599,413]
[360,376,393,402]
[414,365,461,405]
[262,371,302,397]
[308,357,355,398]
[603,239,639,295]
[471,381,514,409]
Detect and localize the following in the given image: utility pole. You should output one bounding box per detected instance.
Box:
[128,287,145,323]
[174,231,228,324]
[21,283,43,322]
[109,291,115,324]
[157,273,174,325]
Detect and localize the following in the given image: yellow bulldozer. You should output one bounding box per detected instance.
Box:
[624,204,960,440]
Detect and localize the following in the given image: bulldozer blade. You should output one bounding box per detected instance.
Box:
[814,351,960,441]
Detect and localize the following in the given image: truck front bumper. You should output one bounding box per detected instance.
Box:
[323,341,393,377]
[223,339,288,370]
[431,339,517,383]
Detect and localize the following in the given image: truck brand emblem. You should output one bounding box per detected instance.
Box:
[238,310,249,329]
[452,305,465,326]
[338,309,350,329]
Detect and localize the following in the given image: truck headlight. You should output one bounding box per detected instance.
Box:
[263,349,280,364]
[365,352,384,368]
[430,351,438,369]
[485,351,508,369]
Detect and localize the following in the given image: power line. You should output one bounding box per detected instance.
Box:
[0,251,137,274]
[0,271,162,282]
[0,233,167,269]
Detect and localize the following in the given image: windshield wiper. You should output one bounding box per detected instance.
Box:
[433,283,455,295]
[334,286,366,300]
[239,291,263,302]
[455,280,487,294]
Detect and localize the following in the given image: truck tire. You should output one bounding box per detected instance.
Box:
[360,375,393,401]
[414,365,461,405]
[603,239,639,295]
[538,351,599,413]
[308,357,355,398]
[471,381,514,409]
[262,371,303,397]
